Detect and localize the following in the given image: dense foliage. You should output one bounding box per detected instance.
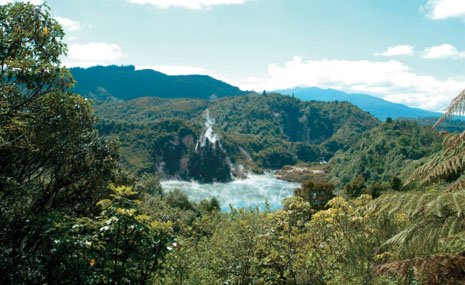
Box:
[95,96,209,123]
[0,3,173,283]
[329,119,442,195]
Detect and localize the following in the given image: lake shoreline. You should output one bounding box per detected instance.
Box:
[161,172,300,212]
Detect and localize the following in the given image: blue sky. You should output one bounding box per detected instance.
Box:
[3,0,465,111]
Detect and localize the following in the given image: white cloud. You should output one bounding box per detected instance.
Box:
[423,44,465,59]
[136,65,207,75]
[375,45,414,57]
[0,0,42,4]
[238,56,464,111]
[64,42,126,67]
[55,17,80,32]
[127,0,247,9]
[423,0,465,20]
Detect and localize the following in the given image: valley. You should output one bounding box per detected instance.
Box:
[73,65,445,211]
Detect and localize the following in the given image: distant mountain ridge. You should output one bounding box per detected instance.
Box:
[70,65,247,101]
[276,87,442,120]
[69,66,442,121]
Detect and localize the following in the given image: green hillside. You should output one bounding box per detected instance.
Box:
[329,119,442,195]
[70,65,247,101]
[95,93,378,180]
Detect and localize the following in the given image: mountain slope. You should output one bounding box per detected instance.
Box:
[95,93,379,180]
[276,87,442,120]
[329,119,442,191]
[208,93,378,154]
[70,65,247,101]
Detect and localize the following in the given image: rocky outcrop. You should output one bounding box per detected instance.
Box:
[189,139,232,183]
[151,112,234,183]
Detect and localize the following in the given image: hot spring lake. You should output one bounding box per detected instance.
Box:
[161,173,300,212]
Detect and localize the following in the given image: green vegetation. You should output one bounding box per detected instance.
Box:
[329,119,442,195]
[70,65,247,101]
[95,97,209,123]
[294,180,335,211]
[2,3,465,284]
[414,116,465,133]
[95,93,378,180]
[0,3,172,283]
[209,93,378,150]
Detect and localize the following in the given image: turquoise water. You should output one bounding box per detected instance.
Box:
[161,173,300,211]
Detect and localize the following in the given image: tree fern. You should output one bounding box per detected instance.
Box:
[433,88,465,129]
[407,89,465,191]
[407,133,465,190]
[370,190,465,257]
[372,89,465,283]
[374,254,465,285]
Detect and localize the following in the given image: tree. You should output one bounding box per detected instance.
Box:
[407,88,465,191]
[0,2,70,126]
[164,189,197,212]
[0,3,119,282]
[44,185,173,284]
[343,174,366,198]
[294,179,334,211]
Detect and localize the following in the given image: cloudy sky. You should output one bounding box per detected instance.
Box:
[3,0,465,111]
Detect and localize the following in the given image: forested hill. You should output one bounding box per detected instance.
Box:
[329,119,442,195]
[207,93,378,151]
[95,93,379,179]
[70,65,247,101]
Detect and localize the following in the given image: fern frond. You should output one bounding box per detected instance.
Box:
[427,190,465,218]
[433,88,465,129]
[382,217,442,254]
[407,133,465,188]
[440,232,465,253]
[371,190,465,255]
[369,191,437,217]
[445,174,465,192]
[375,254,465,284]
[412,88,465,188]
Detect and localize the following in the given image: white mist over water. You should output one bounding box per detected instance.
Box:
[161,173,300,211]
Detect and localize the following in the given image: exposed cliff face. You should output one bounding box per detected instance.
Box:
[190,139,232,183]
[152,131,193,180]
[151,114,234,183]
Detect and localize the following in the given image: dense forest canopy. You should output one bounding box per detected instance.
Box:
[1,2,465,284]
[329,119,442,195]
